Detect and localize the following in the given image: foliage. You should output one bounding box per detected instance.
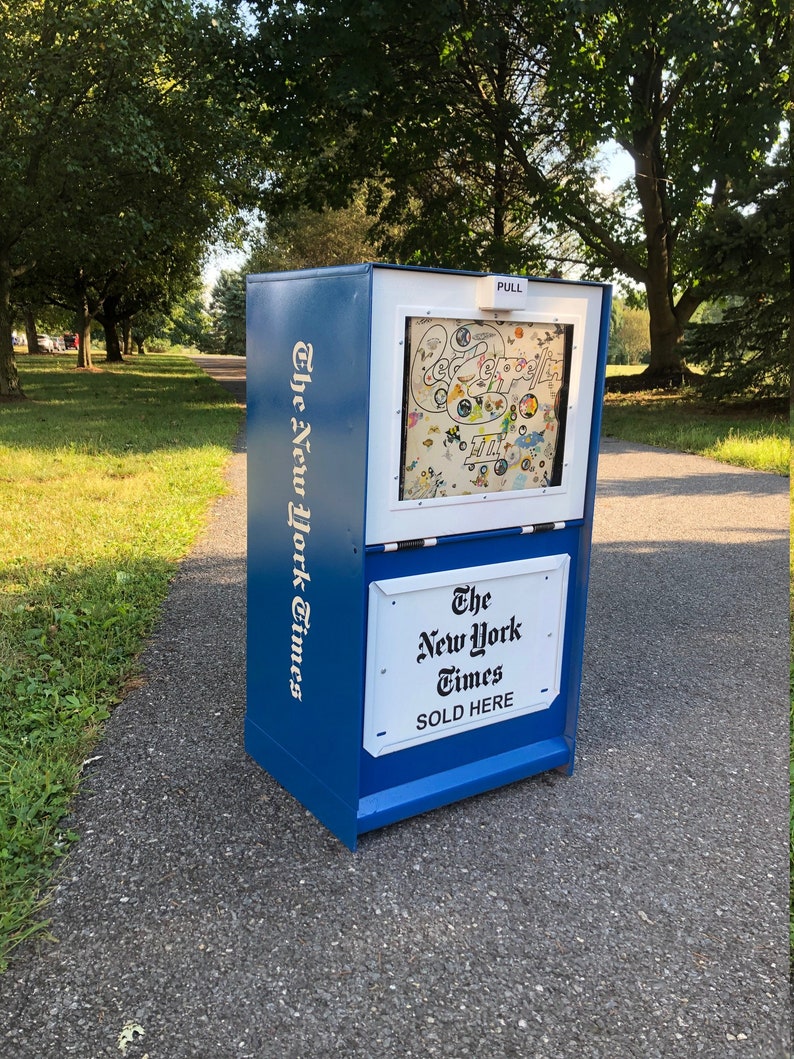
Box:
[541,0,787,376]
[248,0,788,380]
[0,354,242,968]
[608,300,651,364]
[250,0,566,274]
[166,291,215,353]
[682,141,790,399]
[246,195,379,272]
[0,0,257,386]
[207,200,380,356]
[208,269,246,356]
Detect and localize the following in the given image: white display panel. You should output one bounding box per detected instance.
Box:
[363,555,570,757]
[366,269,605,545]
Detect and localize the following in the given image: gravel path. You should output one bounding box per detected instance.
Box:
[0,362,789,1059]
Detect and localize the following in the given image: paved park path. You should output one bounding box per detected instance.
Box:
[0,356,789,1059]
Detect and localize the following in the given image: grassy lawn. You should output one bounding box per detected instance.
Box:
[601,387,789,475]
[0,353,242,969]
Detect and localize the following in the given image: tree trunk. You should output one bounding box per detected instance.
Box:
[121,317,133,356]
[100,296,125,363]
[24,309,38,356]
[643,276,687,382]
[72,272,102,369]
[643,278,703,385]
[76,301,94,369]
[631,152,686,381]
[77,321,93,368]
[626,48,709,386]
[0,261,24,399]
[104,323,123,362]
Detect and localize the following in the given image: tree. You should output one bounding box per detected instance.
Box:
[166,289,214,353]
[249,0,788,382]
[0,0,80,396]
[49,0,256,367]
[682,139,790,399]
[245,195,379,272]
[251,0,566,274]
[540,0,788,381]
[208,270,246,356]
[609,300,651,364]
[0,0,256,389]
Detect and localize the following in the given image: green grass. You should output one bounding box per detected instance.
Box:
[605,363,649,376]
[600,390,789,475]
[0,354,242,969]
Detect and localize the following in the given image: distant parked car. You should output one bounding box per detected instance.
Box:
[52,335,66,350]
[36,334,54,353]
[63,333,79,350]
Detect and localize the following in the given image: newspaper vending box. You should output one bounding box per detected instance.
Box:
[246,264,611,849]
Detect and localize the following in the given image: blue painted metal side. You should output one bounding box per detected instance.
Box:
[557,283,612,772]
[357,737,571,834]
[246,265,372,849]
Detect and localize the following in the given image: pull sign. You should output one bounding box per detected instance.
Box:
[476,274,528,311]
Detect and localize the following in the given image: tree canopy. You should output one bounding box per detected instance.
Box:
[1,0,787,396]
[248,0,789,382]
[0,0,256,394]
[682,138,790,398]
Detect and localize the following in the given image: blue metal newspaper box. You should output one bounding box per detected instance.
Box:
[246,264,610,849]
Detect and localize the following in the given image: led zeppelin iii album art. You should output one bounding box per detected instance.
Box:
[400,316,573,502]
